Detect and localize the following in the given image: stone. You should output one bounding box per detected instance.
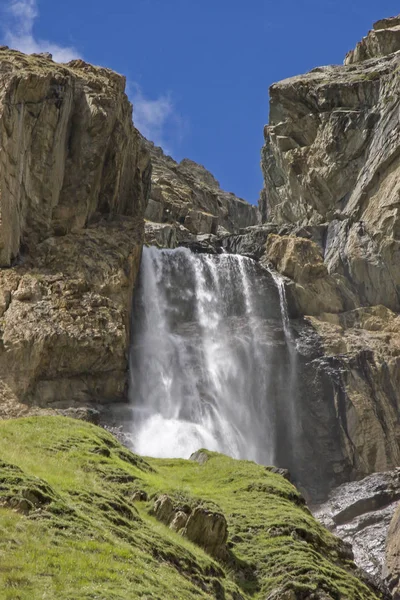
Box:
[0,48,151,267]
[259,35,400,312]
[0,48,150,416]
[247,15,400,505]
[152,493,228,559]
[183,506,228,559]
[306,307,400,483]
[345,15,400,65]
[169,510,189,532]
[315,469,400,580]
[143,140,259,242]
[131,490,148,502]
[153,494,174,525]
[190,450,210,465]
[385,500,400,597]
[261,234,355,317]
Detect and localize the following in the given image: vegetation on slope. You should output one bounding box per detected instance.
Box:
[0,417,384,599]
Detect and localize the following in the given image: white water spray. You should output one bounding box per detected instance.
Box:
[129,246,298,465]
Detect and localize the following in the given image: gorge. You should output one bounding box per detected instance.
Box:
[2,13,400,600]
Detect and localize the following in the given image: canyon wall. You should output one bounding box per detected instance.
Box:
[246,15,400,492]
[0,48,151,416]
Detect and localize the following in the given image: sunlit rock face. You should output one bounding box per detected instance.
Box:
[235,16,400,498]
[143,140,260,246]
[345,16,400,65]
[0,48,151,415]
[259,16,400,311]
[0,49,151,266]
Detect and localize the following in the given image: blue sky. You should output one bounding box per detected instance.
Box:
[1,1,399,204]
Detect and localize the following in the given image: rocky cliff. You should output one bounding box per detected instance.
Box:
[225,15,400,591]
[143,140,259,247]
[229,15,400,495]
[0,48,150,416]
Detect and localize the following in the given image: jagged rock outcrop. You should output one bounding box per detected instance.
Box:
[143,140,259,246]
[263,234,354,315]
[0,48,150,416]
[153,493,228,559]
[345,16,400,65]
[0,48,150,265]
[260,23,400,311]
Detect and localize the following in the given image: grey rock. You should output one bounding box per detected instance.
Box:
[314,469,400,581]
[345,15,400,65]
[143,139,259,240]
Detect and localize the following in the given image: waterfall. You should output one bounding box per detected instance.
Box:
[269,270,300,448]
[129,246,298,466]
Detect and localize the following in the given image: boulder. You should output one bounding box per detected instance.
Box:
[152,493,228,559]
[183,506,228,559]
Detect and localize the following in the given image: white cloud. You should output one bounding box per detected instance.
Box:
[129,83,188,154]
[130,84,174,151]
[2,0,79,63]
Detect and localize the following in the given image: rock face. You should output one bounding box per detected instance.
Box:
[345,16,400,65]
[143,140,259,245]
[315,469,400,581]
[0,48,150,266]
[260,24,400,310]
[238,16,400,499]
[385,500,400,597]
[0,48,151,416]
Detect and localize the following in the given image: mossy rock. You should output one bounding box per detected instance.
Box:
[0,417,386,599]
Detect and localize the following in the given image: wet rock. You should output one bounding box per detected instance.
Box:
[55,407,100,424]
[314,469,400,579]
[265,466,291,481]
[385,500,400,597]
[262,235,352,316]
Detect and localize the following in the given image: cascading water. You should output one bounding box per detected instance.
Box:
[129,246,299,466]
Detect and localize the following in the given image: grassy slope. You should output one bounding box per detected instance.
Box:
[0,417,381,600]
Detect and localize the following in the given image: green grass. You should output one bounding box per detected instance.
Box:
[0,417,384,599]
